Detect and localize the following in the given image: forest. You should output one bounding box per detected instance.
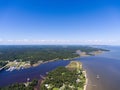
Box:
[40,65,85,90]
[0,45,108,66]
[0,79,38,90]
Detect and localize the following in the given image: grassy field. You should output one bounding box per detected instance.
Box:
[66,61,82,71]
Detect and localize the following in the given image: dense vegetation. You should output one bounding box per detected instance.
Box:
[0,61,7,68]
[41,65,85,90]
[0,45,108,65]
[0,79,38,90]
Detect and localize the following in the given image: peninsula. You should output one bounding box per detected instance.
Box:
[40,61,86,90]
[0,45,109,71]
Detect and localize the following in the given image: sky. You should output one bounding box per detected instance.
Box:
[0,0,120,45]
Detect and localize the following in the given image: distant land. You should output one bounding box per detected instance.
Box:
[0,45,109,71]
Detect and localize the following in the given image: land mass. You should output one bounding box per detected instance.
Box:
[0,45,109,71]
[0,61,86,90]
[0,45,109,90]
[40,61,86,90]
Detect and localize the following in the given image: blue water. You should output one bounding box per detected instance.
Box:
[0,46,120,90]
[0,60,70,87]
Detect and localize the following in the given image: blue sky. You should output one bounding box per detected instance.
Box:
[0,0,120,45]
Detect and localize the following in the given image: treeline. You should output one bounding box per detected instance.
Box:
[0,61,7,68]
[0,79,38,90]
[0,45,108,65]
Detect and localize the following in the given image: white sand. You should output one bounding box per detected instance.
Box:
[84,70,88,90]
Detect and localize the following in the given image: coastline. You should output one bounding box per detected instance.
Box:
[83,70,88,90]
[38,50,105,90]
[40,61,86,90]
[2,50,106,72]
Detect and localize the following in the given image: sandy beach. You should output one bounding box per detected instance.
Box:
[83,70,88,90]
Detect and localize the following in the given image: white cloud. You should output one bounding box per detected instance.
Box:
[0,39,119,45]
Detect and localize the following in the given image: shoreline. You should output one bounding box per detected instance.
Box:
[2,50,106,72]
[40,61,86,90]
[84,70,88,90]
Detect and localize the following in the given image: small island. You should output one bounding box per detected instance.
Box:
[40,61,86,90]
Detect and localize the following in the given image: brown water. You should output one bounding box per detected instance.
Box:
[76,46,120,90]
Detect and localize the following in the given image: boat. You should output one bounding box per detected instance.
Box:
[96,75,100,79]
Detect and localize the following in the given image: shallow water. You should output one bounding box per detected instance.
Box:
[77,46,120,90]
